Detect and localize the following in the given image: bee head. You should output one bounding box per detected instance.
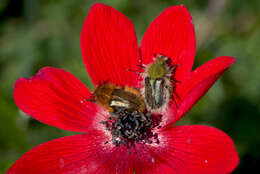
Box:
[93,83,115,104]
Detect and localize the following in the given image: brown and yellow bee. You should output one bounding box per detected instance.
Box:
[92,83,146,113]
[141,54,178,113]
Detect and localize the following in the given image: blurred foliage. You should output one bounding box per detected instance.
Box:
[0,0,259,173]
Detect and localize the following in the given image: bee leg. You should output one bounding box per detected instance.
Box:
[175,92,182,100]
[84,98,96,103]
[174,80,182,83]
[169,63,181,72]
[169,65,176,72]
[170,93,178,108]
[170,87,182,108]
[173,89,182,105]
[170,78,182,84]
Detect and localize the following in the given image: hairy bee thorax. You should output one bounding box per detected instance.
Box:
[93,83,146,113]
[142,54,177,113]
[147,56,169,80]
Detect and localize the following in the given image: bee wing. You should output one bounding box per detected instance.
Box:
[144,77,155,109]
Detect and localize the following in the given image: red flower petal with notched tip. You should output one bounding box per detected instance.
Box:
[81,3,140,87]
[140,5,196,82]
[8,3,239,174]
[174,56,236,123]
[7,131,134,174]
[13,67,98,132]
[134,125,238,174]
[8,126,238,174]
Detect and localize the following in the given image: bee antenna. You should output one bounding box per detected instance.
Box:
[84,98,96,103]
[136,64,145,69]
[126,68,142,74]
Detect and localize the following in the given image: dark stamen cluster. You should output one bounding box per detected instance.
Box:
[101,108,162,148]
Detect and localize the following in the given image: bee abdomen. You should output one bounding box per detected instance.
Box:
[144,77,170,112]
[110,88,145,112]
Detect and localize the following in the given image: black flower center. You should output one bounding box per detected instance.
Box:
[101,107,162,148]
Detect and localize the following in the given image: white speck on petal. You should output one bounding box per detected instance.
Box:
[88,161,98,172]
[152,158,155,163]
[59,158,65,168]
[205,159,208,163]
[80,166,87,174]
[80,100,84,103]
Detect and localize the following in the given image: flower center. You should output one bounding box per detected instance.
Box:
[101,107,162,148]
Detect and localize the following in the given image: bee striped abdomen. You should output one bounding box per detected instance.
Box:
[145,77,168,111]
[111,88,145,112]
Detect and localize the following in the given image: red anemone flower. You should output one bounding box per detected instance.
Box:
[8,3,239,174]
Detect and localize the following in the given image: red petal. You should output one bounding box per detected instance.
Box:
[81,3,140,87]
[140,5,196,81]
[173,56,236,123]
[7,132,134,174]
[14,67,99,132]
[133,125,239,174]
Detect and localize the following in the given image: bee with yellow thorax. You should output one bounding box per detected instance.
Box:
[141,54,178,113]
[93,83,146,113]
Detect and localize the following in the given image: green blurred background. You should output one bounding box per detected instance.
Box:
[0,0,259,173]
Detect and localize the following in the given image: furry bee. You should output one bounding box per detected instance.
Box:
[93,83,146,113]
[141,54,177,113]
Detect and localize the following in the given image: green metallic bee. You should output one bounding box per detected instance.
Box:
[141,54,178,113]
